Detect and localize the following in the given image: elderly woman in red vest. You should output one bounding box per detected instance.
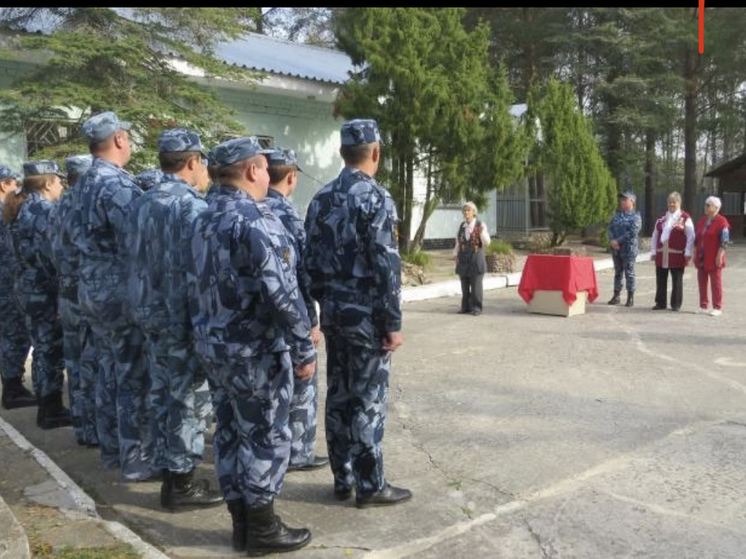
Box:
[693,195,730,316]
[649,191,695,312]
[452,202,490,316]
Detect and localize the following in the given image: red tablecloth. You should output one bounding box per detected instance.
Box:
[518,254,599,305]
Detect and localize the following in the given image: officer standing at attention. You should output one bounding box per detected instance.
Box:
[2,160,70,429]
[126,128,222,510]
[304,119,412,508]
[74,111,156,481]
[607,189,642,308]
[48,154,100,445]
[0,165,35,410]
[265,147,329,473]
[187,136,317,555]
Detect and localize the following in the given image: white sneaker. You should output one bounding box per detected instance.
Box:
[710,309,722,317]
[695,307,707,314]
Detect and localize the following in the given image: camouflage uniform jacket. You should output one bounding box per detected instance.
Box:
[6,191,58,302]
[187,184,315,366]
[126,174,207,336]
[48,186,82,303]
[0,200,20,297]
[607,210,642,257]
[304,166,402,333]
[264,188,319,328]
[73,158,142,323]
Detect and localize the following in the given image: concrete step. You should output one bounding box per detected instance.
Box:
[0,494,30,559]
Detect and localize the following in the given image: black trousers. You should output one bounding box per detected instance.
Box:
[654,267,684,310]
[459,274,484,313]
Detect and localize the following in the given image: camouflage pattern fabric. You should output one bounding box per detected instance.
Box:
[72,157,154,480]
[126,175,211,473]
[208,351,294,505]
[48,185,99,445]
[144,332,212,472]
[0,200,32,384]
[304,166,402,495]
[265,188,320,468]
[187,184,315,505]
[608,209,642,293]
[6,191,64,399]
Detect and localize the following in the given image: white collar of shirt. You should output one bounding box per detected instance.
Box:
[464,218,476,237]
[661,209,681,243]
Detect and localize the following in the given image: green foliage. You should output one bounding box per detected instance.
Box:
[529,78,617,246]
[0,8,264,170]
[332,8,528,251]
[31,542,140,559]
[486,239,513,255]
[401,251,431,268]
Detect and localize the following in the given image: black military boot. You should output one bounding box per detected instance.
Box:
[625,292,634,307]
[245,501,311,556]
[160,469,223,511]
[1,377,37,409]
[38,392,72,429]
[227,499,247,552]
[607,290,621,305]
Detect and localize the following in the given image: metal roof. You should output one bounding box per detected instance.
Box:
[216,32,355,85]
[704,151,746,177]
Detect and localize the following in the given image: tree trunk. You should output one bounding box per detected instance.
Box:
[643,129,655,235]
[682,35,699,211]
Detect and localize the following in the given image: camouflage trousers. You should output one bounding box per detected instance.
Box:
[59,297,99,446]
[16,292,65,399]
[322,326,390,496]
[144,331,212,473]
[612,251,637,293]
[202,348,293,506]
[288,362,320,468]
[0,291,32,383]
[89,319,155,481]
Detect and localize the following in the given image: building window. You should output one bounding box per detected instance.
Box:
[26,120,76,158]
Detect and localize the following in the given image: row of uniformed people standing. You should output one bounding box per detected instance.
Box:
[0,111,331,555]
[0,162,68,428]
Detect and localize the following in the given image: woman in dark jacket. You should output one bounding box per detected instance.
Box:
[452,202,491,316]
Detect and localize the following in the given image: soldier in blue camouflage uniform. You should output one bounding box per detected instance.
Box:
[304,119,412,509]
[187,136,316,555]
[135,168,164,191]
[607,190,642,307]
[2,160,71,429]
[126,128,222,511]
[47,155,99,445]
[0,166,36,410]
[74,111,156,481]
[265,147,329,473]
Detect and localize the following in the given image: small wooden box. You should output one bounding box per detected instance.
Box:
[528,290,587,317]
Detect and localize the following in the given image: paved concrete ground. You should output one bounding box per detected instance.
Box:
[2,245,746,559]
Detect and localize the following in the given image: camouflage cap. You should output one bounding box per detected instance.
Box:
[65,155,93,178]
[136,168,164,191]
[340,119,382,146]
[23,159,64,178]
[81,111,132,143]
[206,146,218,167]
[618,189,637,203]
[266,147,301,170]
[158,128,204,153]
[0,165,17,181]
[211,136,273,168]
